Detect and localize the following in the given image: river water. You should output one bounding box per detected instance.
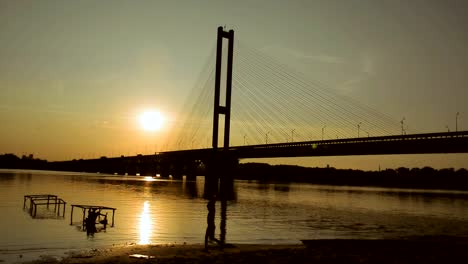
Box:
[1,169,468,262]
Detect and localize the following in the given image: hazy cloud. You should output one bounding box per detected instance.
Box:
[337,54,375,92]
[93,120,113,129]
[361,54,374,74]
[260,45,345,64]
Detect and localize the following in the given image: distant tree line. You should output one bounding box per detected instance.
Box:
[237,163,468,191]
[0,153,48,170]
[1,153,467,191]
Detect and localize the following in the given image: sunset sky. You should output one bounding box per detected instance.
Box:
[1,0,468,170]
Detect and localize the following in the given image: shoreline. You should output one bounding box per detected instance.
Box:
[21,237,468,264]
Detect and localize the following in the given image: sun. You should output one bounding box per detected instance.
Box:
[139,110,164,131]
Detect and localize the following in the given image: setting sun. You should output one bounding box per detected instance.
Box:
[139,110,164,131]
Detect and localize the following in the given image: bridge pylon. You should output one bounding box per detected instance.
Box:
[212,26,234,150]
[205,26,237,199]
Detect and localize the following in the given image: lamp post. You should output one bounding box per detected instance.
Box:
[265,131,270,144]
[291,129,295,142]
[446,125,450,132]
[322,126,326,140]
[357,122,362,137]
[401,117,405,135]
[244,134,247,145]
[456,112,460,132]
[366,131,370,137]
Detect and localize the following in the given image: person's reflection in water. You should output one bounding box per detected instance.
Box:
[220,199,227,244]
[184,181,198,199]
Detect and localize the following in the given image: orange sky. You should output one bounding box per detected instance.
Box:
[1,0,468,169]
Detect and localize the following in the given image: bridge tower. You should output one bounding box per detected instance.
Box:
[212,26,234,150]
[205,26,237,199]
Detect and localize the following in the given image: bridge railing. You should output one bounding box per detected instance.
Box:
[57,131,468,163]
[228,131,468,150]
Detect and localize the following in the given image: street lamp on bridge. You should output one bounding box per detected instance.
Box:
[456,112,460,132]
[265,131,270,144]
[357,122,362,137]
[291,129,295,142]
[322,126,326,140]
[401,117,406,135]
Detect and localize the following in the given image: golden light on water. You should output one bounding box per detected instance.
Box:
[139,110,164,132]
[138,201,152,245]
[143,176,156,181]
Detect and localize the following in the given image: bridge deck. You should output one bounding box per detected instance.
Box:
[49,131,468,175]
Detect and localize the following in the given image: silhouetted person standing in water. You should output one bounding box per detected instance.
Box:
[205,196,220,248]
[86,208,98,236]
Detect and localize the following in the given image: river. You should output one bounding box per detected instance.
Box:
[1,169,468,262]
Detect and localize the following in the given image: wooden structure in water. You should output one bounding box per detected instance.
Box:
[70,204,116,229]
[23,194,66,218]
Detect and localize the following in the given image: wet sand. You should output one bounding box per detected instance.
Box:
[22,237,468,264]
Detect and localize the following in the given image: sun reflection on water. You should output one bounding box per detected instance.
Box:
[143,176,156,181]
[138,201,152,245]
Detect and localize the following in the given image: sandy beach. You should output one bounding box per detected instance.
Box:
[21,237,468,264]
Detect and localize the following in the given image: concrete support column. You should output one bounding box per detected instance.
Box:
[185,160,198,181]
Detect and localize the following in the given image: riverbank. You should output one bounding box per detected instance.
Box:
[237,163,468,191]
[22,237,468,264]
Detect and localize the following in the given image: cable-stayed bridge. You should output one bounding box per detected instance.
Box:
[51,27,468,178]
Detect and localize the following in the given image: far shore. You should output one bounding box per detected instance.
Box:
[22,237,468,264]
[3,159,468,191]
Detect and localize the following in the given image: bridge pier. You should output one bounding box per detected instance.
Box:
[125,157,139,176]
[204,156,218,199]
[204,152,237,200]
[172,162,184,179]
[159,163,170,178]
[115,156,127,175]
[185,160,199,181]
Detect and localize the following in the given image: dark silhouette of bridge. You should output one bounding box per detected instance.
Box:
[51,130,468,177]
[50,27,468,179]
